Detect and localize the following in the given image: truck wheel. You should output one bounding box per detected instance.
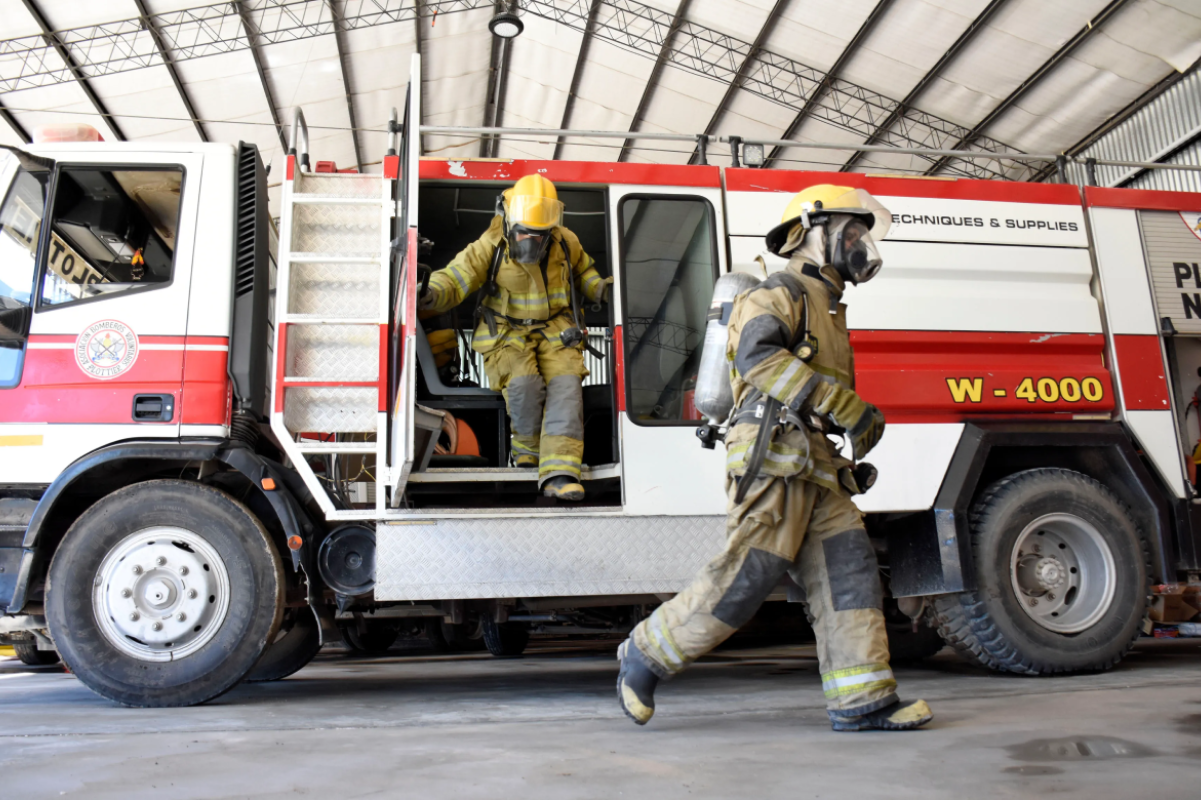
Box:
[933,469,1149,675]
[482,619,529,657]
[45,480,285,707]
[14,640,60,666]
[342,621,399,654]
[244,607,322,682]
[426,618,487,653]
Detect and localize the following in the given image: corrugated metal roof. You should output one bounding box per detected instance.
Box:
[0,0,1198,196]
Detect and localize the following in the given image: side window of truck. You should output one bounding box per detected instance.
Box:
[38,166,183,308]
[618,195,718,424]
[0,167,47,387]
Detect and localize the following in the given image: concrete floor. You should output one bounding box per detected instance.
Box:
[2,636,1200,799]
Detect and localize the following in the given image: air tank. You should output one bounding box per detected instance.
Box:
[694,271,762,424]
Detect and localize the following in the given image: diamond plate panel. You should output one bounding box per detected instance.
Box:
[375,515,727,600]
[288,261,379,319]
[286,325,378,380]
[284,387,377,433]
[292,203,381,255]
[295,173,383,198]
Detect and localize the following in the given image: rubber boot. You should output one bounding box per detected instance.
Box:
[543,475,585,501]
[616,639,659,725]
[515,454,538,468]
[829,699,933,731]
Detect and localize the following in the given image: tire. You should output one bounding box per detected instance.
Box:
[933,468,1150,675]
[14,640,60,666]
[482,619,529,657]
[244,607,322,682]
[45,480,285,707]
[426,618,487,653]
[342,621,399,653]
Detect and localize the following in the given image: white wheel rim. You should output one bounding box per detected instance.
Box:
[1009,513,1117,634]
[92,527,232,662]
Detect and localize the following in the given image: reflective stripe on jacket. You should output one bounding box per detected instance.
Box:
[724,257,854,491]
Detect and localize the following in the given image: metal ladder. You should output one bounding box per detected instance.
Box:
[270,109,394,519]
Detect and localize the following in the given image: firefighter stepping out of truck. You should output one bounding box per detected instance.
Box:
[419,174,612,501]
[616,185,932,732]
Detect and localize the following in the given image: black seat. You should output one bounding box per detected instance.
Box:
[413,318,502,399]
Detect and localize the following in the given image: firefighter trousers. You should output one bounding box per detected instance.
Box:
[483,329,586,485]
[632,473,899,715]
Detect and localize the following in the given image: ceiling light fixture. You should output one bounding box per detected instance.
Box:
[489,7,523,39]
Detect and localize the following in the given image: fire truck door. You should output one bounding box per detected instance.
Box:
[388,55,421,504]
[612,185,728,515]
[0,152,202,485]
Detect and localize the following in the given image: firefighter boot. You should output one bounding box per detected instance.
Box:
[829,699,933,732]
[543,475,585,501]
[515,454,538,468]
[616,639,660,725]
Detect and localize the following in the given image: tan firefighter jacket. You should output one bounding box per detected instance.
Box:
[423,215,609,353]
[724,256,857,493]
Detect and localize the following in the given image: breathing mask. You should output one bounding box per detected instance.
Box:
[826,215,882,285]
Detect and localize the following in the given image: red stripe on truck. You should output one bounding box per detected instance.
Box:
[1112,335,1171,410]
[419,160,722,188]
[1085,186,1201,212]
[851,331,1115,421]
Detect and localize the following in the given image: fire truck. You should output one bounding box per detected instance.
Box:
[3,58,1201,706]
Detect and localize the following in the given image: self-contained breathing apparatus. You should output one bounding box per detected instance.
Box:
[693,269,876,504]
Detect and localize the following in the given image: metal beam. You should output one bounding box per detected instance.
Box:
[234,0,288,152]
[687,0,791,165]
[132,0,206,141]
[840,0,1009,172]
[617,0,692,163]
[19,0,126,141]
[924,0,1133,176]
[1029,57,1201,183]
[480,1,505,157]
[414,0,427,155]
[491,30,514,158]
[553,0,604,160]
[327,0,364,171]
[0,100,31,143]
[765,0,893,169]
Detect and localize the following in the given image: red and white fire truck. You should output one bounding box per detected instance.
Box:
[3,59,1201,706]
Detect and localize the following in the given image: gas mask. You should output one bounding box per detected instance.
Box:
[826,215,882,285]
[508,226,552,265]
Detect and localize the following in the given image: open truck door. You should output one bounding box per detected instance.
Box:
[388,53,422,507]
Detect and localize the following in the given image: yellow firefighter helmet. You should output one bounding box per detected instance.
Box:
[504,174,564,231]
[765,184,892,256]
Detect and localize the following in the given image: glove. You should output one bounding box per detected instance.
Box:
[417,284,435,311]
[811,384,885,460]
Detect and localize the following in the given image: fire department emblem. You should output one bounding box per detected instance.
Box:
[75,320,139,380]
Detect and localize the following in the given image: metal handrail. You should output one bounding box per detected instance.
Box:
[417,124,1201,173]
[288,107,310,173]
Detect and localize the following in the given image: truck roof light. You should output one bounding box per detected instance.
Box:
[33,124,103,144]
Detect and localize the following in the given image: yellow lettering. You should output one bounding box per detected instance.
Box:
[1060,377,1081,402]
[1037,378,1059,402]
[1016,378,1037,403]
[946,377,983,403]
[1082,377,1104,402]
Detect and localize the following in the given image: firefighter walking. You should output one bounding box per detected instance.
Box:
[615,185,933,731]
[420,175,610,500]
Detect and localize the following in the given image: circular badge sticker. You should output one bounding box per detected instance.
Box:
[76,320,139,380]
